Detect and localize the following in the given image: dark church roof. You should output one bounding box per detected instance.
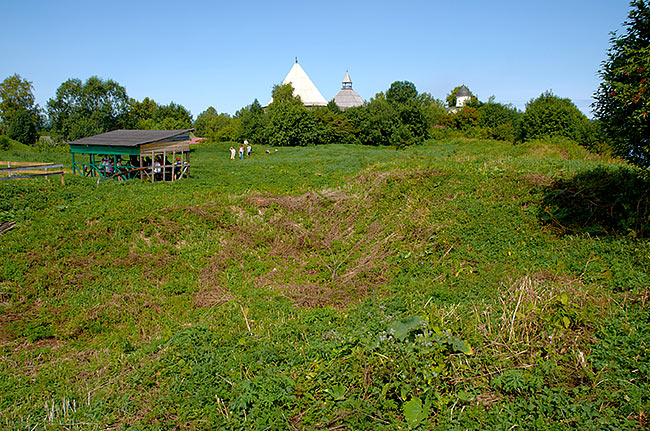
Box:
[457,86,471,97]
[68,129,193,147]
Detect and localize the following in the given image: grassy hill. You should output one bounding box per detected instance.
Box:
[0,139,648,429]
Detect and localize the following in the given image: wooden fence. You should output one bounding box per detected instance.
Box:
[0,162,65,184]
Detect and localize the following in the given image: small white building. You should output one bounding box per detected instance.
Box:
[456,86,471,108]
[333,71,365,110]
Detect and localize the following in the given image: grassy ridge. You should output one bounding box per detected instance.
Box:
[0,139,648,429]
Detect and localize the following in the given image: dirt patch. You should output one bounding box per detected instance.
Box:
[528,144,569,160]
[195,250,235,307]
[521,172,553,187]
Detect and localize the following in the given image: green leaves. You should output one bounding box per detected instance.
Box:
[389,316,426,341]
[594,0,650,167]
[325,385,346,401]
[403,396,429,427]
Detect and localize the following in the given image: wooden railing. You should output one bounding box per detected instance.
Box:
[0,162,65,184]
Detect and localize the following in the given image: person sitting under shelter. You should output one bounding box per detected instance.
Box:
[153,156,162,180]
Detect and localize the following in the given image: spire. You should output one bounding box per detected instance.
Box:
[342,71,352,89]
[334,70,364,110]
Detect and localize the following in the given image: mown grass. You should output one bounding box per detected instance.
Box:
[0,138,648,429]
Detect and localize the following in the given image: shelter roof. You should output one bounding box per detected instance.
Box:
[68,129,194,147]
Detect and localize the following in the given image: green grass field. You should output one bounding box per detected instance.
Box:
[1,139,648,429]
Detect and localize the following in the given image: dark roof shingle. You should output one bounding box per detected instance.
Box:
[68,129,193,147]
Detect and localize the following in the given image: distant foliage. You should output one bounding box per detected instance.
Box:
[0,134,10,150]
[7,109,38,145]
[265,84,317,146]
[345,94,398,146]
[194,106,235,142]
[129,98,193,130]
[310,106,357,145]
[47,76,130,141]
[478,99,521,142]
[0,74,41,142]
[517,91,596,146]
[234,99,266,144]
[593,0,650,167]
[343,82,433,148]
[444,106,480,132]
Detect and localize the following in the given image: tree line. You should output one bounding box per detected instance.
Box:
[0,76,193,146]
[1,1,647,166]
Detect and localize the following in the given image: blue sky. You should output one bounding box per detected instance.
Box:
[1,0,630,118]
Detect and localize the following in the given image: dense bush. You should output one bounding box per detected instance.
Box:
[478,100,521,142]
[194,106,235,142]
[265,84,318,147]
[343,82,434,148]
[234,99,266,145]
[539,166,650,237]
[444,106,480,131]
[0,134,10,150]
[517,91,596,146]
[345,95,398,146]
[6,109,37,145]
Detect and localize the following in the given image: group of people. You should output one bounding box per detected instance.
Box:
[100,155,121,175]
[230,140,253,160]
[229,140,277,160]
[100,154,183,180]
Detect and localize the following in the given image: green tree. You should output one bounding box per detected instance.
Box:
[235,99,267,144]
[265,84,316,146]
[386,81,429,147]
[0,74,39,137]
[0,135,10,151]
[345,93,399,147]
[153,102,193,130]
[517,91,594,145]
[128,97,158,129]
[478,99,521,141]
[194,106,234,141]
[594,0,650,167]
[47,76,130,141]
[7,109,38,145]
[386,81,418,105]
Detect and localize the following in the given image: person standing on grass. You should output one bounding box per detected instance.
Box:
[230,146,236,160]
[239,144,245,160]
[246,141,252,157]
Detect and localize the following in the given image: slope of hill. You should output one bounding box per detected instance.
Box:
[0,139,648,429]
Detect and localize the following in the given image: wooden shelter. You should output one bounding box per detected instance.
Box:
[68,129,193,182]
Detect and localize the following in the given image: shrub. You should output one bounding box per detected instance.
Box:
[0,134,10,150]
[444,106,480,131]
[517,91,593,146]
[539,166,650,237]
[7,109,38,145]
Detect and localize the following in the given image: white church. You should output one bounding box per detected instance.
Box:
[269,60,471,113]
[268,60,365,110]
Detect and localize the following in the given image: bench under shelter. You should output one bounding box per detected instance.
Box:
[68,129,193,182]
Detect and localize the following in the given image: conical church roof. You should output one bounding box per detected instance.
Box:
[333,71,364,110]
[269,60,328,107]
